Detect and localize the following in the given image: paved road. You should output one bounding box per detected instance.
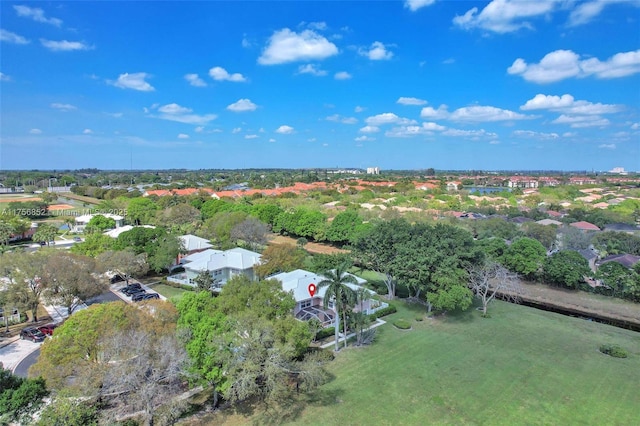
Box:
[13,348,40,378]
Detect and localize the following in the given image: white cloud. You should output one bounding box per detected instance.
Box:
[568,0,631,27]
[152,103,217,125]
[0,29,29,44]
[232,128,242,134]
[385,122,446,138]
[227,99,258,112]
[276,125,294,134]
[177,133,189,139]
[508,49,640,84]
[0,72,11,82]
[14,5,62,26]
[359,125,380,133]
[106,112,123,118]
[40,39,93,52]
[326,114,357,124]
[397,97,428,106]
[366,113,417,126]
[552,114,610,128]
[512,130,560,140]
[453,0,558,33]
[354,106,366,113]
[184,73,207,87]
[258,28,338,65]
[449,106,532,122]
[297,64,327,76]
[360,41,393,60]
[631,122,640,130]
[405,0,437,12]
[334,71,352,80]
[420,105,449,119]
[109,73,155,91]
[245,134,258,139]
[209,66,247,82]
[50,103,77,112]
[442,128,498,139]
[242,37,252,48]
[521,94,621,115]
[29,128,42,134]
[82,129,93,134]
[269,138,276,142]
[355,135,375,142]
[195,126,204,133]
[598,143,616,149]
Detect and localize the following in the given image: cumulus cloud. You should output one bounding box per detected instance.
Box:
[508,49,640,83]
[14,5,62,26]
[29,128,42,134]
[178,133,189,139]
[521,94,621,114]
[269,138,276,142]
[209,66,246,82]
[512,130,560,140]
[82,129,93,134]
[385,122,446,138]
[334,71,352,80]
[360,41,393,60]
[405,0,437,12]
[0,29,29,44]
[354,106,366,113]
[568,0,632,27]
[297,64,327,76]
[420,105,449,119]
[326,114,357,124]
[598,143,616,149]
[109,73,155,91]
[258,28,338,65]
[551,114,610,128]
[40,39,93,51]
[453,0,558,33]
[359,125,380,133]
[397,97,428,106]
[184,73,207,87]
[631,122,640,130]
[226,99,257,112]
[355,135,375,142]
[450,106,532,122]
[50,103,77,112]
[151,103,217,125]
[276,125,294,134]
[245,134,259,139]
[366,113,417,126]
[442,128,498,139]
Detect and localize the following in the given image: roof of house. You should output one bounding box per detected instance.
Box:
[599,254,640,269]
[510,216,533,224]
[75,213,124,223]
[185,247,261,273]
[536,219,563,226]
[269,269,368,303]
[179,234,213,252]
[570,221,601,231]
[604,223,640,232]
[180,248,223,264]
[577,248,599,261]
[103,224,155,238]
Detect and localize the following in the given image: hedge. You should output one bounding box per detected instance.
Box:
[368,304,397,320]
[599,344,628,358]
[316,327,336,341]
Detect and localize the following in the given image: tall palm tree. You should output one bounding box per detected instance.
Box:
[318,263,357,351]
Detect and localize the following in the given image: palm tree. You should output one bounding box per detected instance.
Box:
[318,263,357,351]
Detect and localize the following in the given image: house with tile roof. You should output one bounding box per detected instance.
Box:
[269,269,388,328]
[570,221,601,231]
[597,254,640,269]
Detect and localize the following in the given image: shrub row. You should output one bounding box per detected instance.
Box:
[315,327,336,341]
[367,304,397,320]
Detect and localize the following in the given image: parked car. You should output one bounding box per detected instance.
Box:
[20,328,46,343]
[73,236,82,242]
[37,323,59,336]
[121,285,142,295]
[131,291,153,302]
[110,274,126,284]
[142,293,160,300]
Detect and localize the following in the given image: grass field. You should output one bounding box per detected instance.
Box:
[200,300,640,426]
[152,283,190,302]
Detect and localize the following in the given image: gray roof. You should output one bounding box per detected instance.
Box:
[599,254,640,269]
[185,247,261,273]
[270,269,368,303]
[179,234,213,252]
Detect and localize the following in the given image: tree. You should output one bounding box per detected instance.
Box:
[35,396,99,426]
[230,217,269,251]
[502,237,546,280]
[0,365,48,425]
[70,233,115,257]
[96,250,149,284]
[1,251,48,322]
[468,261,522,316]
[0,221,14,247]
[522,222,558,250]
[254,244,306,279]
[475,238,508,262]
[84,215,116,234]
[308,253,353,275]
[325,211,363,245]
[318,263,357,351]
[127,197,159,225]
[543,251,591,289]
[157,203,202,234]
[147,233,183,273]
[32,222,58,246]
[193,270,214,292]
[352,219,413,299]
[200,199,234,220]
[592,231,640,256]
[199,211,248,249]
[595,262,640,301]
[40,252,107,315]
[560,225,593,250]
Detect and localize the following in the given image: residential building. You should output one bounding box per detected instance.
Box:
[366,167,380,175]
[103,224,155,238]
[270,269,389,328]
[73,213,124,233]
[569,221,601,231]
[507,176,539,189]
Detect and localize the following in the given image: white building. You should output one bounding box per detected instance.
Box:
[74,213,124,233]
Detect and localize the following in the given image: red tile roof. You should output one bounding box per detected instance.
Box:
[570,221,600,231]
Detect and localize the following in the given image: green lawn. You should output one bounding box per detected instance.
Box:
[152,284,191,302]
[207,300,640,425]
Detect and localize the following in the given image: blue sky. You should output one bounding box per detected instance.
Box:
[1,1,639,171]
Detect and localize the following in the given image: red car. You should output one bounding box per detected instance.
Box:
[37,323,59,336]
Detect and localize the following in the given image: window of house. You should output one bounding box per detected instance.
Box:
[300,299,312,309]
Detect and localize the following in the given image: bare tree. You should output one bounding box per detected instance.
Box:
[468,261,523,316]
[97,250,149,284]
[230,217,269,251]
[0,251,49,322]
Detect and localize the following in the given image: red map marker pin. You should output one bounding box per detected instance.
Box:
[308,283,316,297]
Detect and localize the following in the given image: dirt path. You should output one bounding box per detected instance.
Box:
[268,235,348,255]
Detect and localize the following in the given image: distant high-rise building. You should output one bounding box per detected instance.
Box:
[609,167,627,175]
[367,167,380,175]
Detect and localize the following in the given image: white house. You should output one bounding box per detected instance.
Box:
[74,213,124,233]
[103,224,156,238]
[269,269,388,328]
[168,247,261,290]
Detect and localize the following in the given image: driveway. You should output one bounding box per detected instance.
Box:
[0,338,42,374]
